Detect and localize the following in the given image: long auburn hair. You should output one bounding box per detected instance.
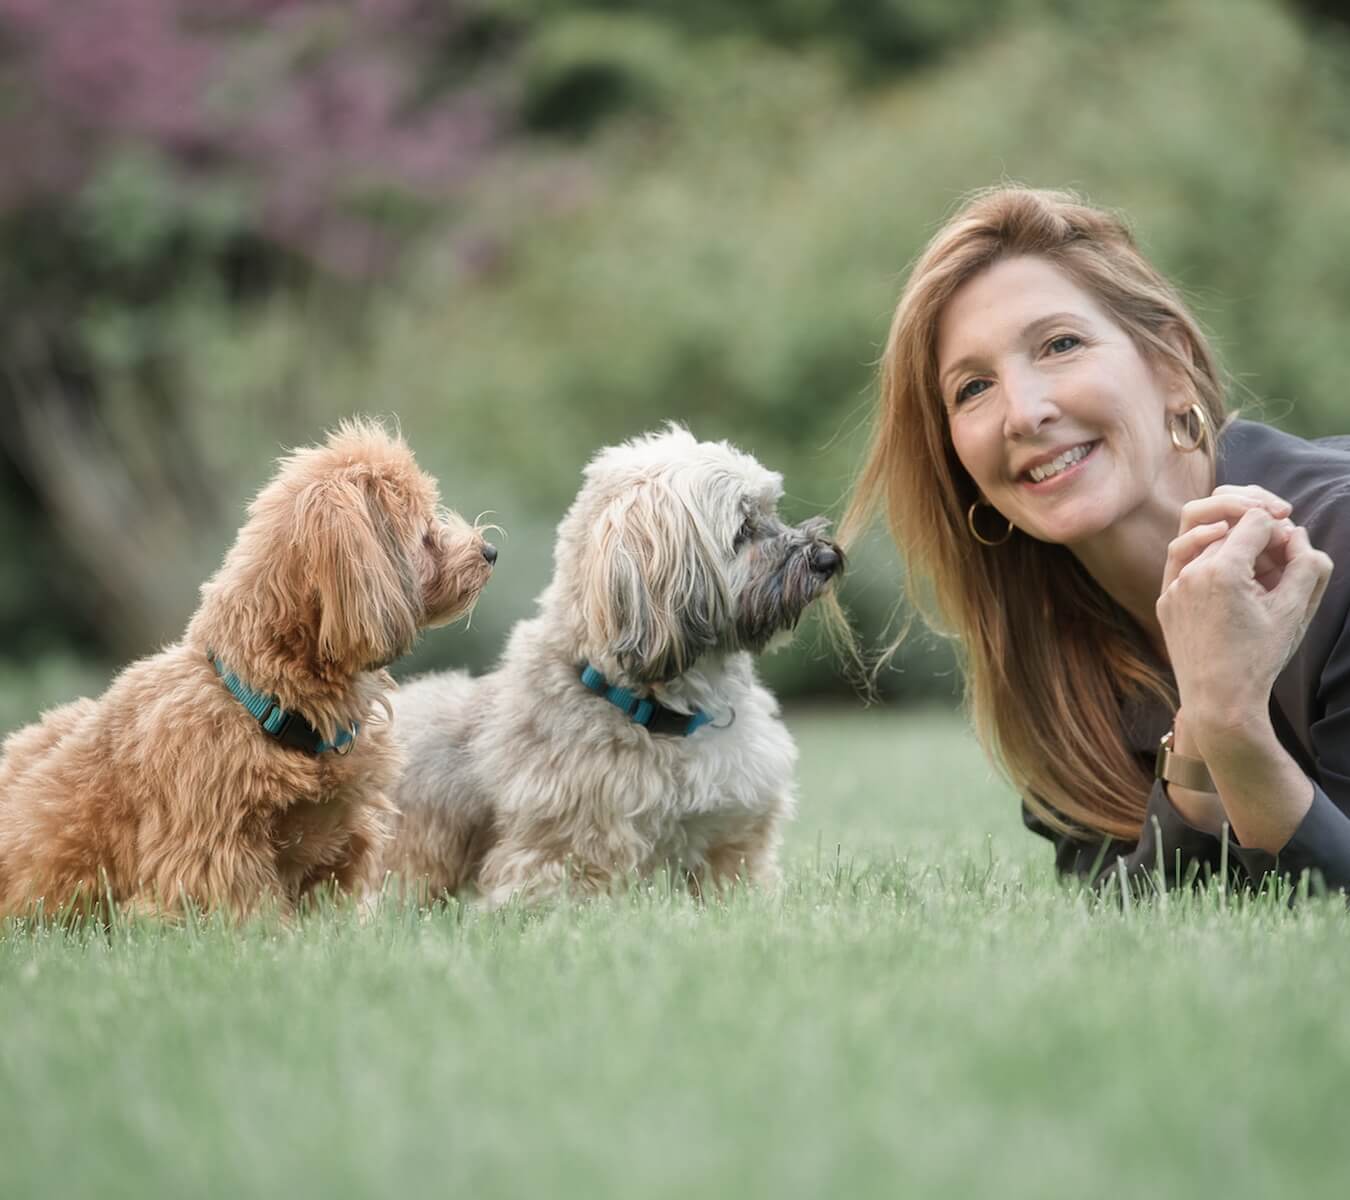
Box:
[840,187,1229,839]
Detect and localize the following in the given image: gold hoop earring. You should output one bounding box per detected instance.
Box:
[967,501,1014,547]
[1168,403,1210,454]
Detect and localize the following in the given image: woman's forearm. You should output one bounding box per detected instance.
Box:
[1187,710,1314,854]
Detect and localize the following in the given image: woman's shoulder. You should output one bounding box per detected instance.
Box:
[1218,417,1350,479]
[1218,419,1350,545]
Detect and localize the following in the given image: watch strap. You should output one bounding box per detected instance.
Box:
[1155,729,1217,793]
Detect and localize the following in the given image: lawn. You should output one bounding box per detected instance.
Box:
[2,706,1347,1200]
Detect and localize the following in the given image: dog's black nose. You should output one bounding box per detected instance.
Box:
[481,543,498,565]
[809,544,842,576]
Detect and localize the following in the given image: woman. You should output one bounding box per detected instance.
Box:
[842,186,1350,891]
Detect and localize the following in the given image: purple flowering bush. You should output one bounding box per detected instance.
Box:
[0,0,507,273]
[0,0,519,655]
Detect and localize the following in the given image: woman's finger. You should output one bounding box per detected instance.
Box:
[1273,526,1335,618]
[1205,506,1278,576]
[1253,518,1298,590]
[1171,506,1294,591]
[1211,483,1293,514]
[1203,509,1317,597]
[1179,489,1290,537]
[1161,519,1229,591]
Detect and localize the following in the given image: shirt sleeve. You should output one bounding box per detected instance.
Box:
[1253,783,1350,891]
[1246,472,1350,892]
[1252,605,1350,891]
[1022,780,1225,889]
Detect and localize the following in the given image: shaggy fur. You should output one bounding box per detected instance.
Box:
[0,419,494,920]
[383,426,843,905]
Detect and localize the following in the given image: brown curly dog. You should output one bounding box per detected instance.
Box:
[0,418,495,920]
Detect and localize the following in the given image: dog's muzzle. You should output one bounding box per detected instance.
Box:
[796,516,844,583]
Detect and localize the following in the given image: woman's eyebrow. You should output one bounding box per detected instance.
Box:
[939,353,983,391]
[1020,311,1087,341]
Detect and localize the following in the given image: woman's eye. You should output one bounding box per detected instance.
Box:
[1047,334,1081,355]
[955,378,991,405]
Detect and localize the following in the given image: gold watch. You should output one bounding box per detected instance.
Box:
[1155,728,1217,793]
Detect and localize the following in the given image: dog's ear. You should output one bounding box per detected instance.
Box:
[582,480,728,683]
[298,473,419,667]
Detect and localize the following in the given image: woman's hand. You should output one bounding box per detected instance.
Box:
[1158,503,1332,727]
[1173,484,1293,589]
[1156,498,1333,851]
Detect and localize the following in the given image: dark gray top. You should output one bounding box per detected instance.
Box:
[1023,419,1350,891]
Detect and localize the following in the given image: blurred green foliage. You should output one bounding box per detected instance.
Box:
[5,0,1350,728]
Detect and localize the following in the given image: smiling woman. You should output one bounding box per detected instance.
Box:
[841,186,1350,894]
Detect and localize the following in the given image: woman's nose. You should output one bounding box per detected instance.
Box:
[1001,368,1059,438]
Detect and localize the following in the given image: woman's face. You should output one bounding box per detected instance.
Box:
[936,254,1192,551]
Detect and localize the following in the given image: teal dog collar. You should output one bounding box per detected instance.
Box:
[579,664,712,737]
[210,654,358,755]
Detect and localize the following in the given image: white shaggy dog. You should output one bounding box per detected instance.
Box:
[383,426,844,905]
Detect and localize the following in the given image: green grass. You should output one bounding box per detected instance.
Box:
[2,707,1347,1200]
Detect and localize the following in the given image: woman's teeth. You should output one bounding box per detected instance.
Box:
[1028,442,1092,483]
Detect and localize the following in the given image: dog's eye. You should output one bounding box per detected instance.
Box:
[733,518,754,550]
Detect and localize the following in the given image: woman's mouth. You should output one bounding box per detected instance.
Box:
[1019,441,1099,488]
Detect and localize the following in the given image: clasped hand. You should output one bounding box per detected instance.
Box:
[1157,485,1333,737]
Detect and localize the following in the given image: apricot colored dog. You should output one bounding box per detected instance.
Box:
[0,419,495,920]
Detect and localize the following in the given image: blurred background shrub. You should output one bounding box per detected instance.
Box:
[3,0,1350,728]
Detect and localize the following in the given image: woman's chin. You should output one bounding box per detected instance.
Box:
[1017,514,1113,548]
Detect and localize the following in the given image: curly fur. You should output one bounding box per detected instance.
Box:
[383,425,843,905]
[0,419,494,920]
